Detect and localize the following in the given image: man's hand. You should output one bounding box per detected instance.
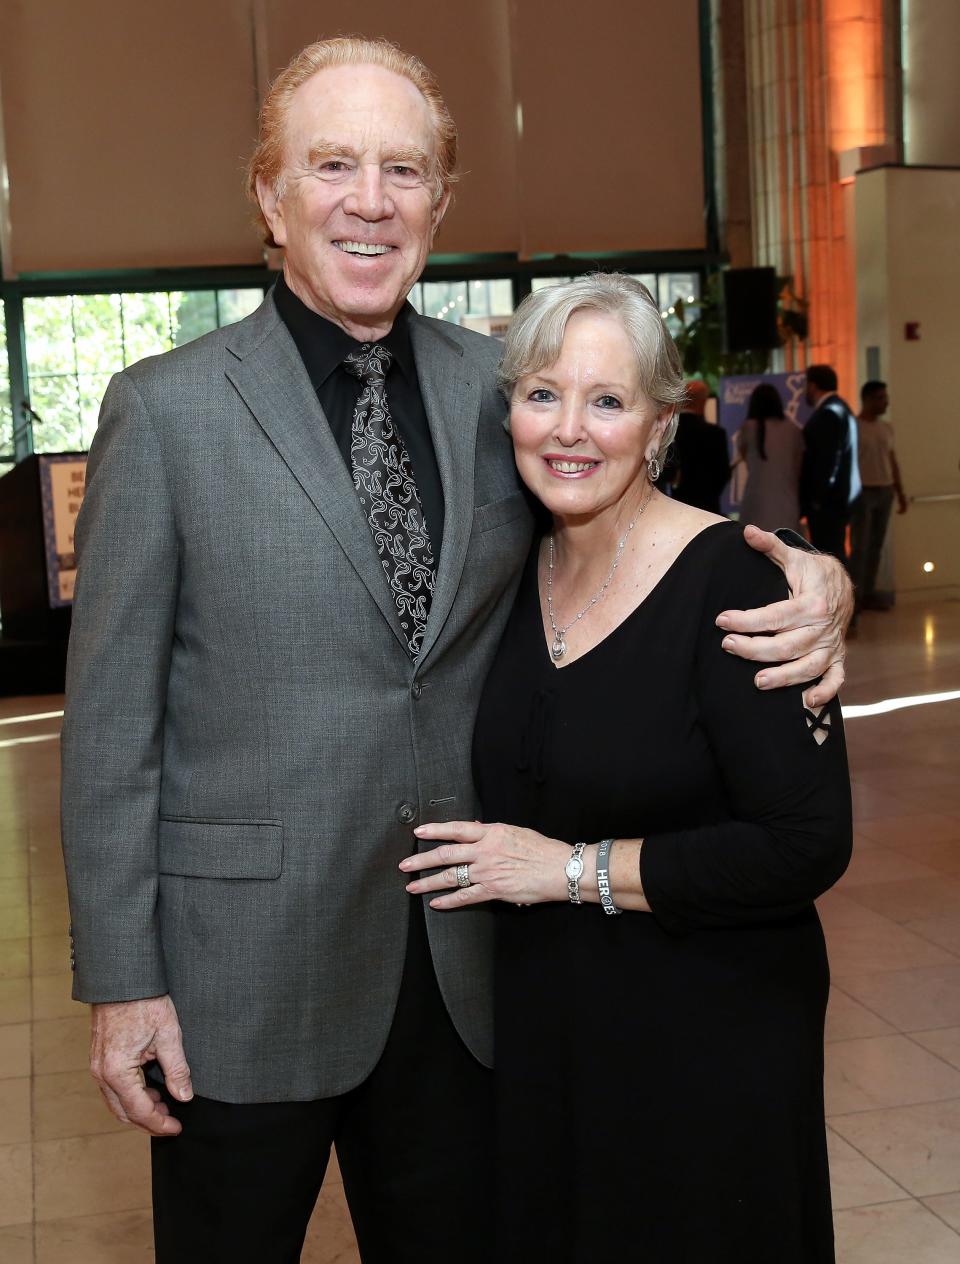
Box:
[90,994,193,1137]
[715,524,853,707]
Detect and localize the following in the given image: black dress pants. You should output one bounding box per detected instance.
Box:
[151,902,494,1263]
[806,506,850,564]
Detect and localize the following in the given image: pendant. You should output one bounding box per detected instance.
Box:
[551,636,566,661]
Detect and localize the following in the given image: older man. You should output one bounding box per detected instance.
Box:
[61,37,851,1264]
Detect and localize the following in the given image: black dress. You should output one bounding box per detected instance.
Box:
[473,522,852,1264]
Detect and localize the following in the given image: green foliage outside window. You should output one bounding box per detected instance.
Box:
[23,288,263,453]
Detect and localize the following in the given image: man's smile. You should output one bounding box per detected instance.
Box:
[332,240,396,256]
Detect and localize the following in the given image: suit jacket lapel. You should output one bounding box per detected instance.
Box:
[410,315,482,665]
[224,296,408,650]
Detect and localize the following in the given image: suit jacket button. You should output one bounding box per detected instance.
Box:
[398,803,417,825]
[411,681,423,699]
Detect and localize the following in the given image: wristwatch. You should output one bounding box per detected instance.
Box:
[565,841,587,905]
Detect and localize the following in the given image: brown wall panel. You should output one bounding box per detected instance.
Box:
[0,0,263,272]
[262,0,522,254]
[509,0,705,255]
[0,1,706,273]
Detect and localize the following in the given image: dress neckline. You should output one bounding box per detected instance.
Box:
[536,520,732,673]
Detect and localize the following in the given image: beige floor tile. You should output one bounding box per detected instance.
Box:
[911,1027,960,1071]
[301,1184,360,1264]
[830,1100,960,1197]
[888,786,960,816]
[0,1024,31,1080]
[825,988,896,1042]
[825,1035,960,1114]
[0,1077,31,1145]
[839,846,942,887]
[856,813,960,849]
[31,975,75,1023]
[889,839,960,877]
[28,875,67,907]
[834,1198,960,1262]
[849,783,918,822]
[0,1221,33,1264]
[35,1208,153,1264]
[0,979,32,1025]
[0,878,30,910]
[33,1132,151,1222]
[842,876,960,925]
[826,1129,909,1211]
[0,939,30,981]
[33,1071,125,1143]
[26,905,68,942]
[0,906,30,941]
[28,850,68,879]
[0,852,29,878]
[833,964,960,1032]
[922,1191,960,1234]
[906,915,960,958]
[0,1143,33,1228]
[29,938,70,980]
[817,893,957,974]
[32,1017,89,1076]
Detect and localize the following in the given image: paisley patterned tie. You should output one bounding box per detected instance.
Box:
[343,343,436,658]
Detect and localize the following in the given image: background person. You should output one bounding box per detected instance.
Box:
[662,377,731,512]
[850,379,907,613]
[800,363,861,559]
[735,381,803,532]
[60,39,853,1264]
[403,275,851,1263]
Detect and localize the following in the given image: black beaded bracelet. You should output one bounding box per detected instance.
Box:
[596,838,622,915]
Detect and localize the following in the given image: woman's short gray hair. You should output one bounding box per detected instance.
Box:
[498,273,687,460]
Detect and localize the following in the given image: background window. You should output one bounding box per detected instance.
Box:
[408,279,514,323]
[23,287,264,452]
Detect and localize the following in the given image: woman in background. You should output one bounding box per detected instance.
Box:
[736,381,804,532]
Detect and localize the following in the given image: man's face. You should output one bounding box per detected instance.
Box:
[258,64,450,341]
[870,389,890,416]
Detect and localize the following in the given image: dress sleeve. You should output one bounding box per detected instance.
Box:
[639,534,852,932]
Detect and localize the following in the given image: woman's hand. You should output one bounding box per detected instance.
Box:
[400,820,571,909]
[715,524,853,708]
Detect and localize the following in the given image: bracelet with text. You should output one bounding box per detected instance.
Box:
[596,838,622,916]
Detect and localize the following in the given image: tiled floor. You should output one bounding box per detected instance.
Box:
[1,598,959,1261]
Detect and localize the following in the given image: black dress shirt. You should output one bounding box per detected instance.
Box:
[272,274,445,558]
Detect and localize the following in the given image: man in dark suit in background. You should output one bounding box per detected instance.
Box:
[665,378,731,513]
[60,36,856,1264]
[801,364,862,561]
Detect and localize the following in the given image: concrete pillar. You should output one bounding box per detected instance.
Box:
[740,0,897,398]
[903,0,960,165]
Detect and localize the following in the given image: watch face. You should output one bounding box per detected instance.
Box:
[565,857,584,881]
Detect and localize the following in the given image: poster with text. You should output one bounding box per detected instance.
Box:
[38,454,88,606]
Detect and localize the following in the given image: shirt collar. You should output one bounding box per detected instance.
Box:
[272,272,416,389]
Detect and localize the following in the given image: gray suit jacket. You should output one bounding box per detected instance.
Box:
[60,292,533,1102]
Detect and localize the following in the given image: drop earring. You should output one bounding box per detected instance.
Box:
[647,454,662,483]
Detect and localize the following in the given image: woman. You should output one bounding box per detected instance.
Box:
[400,275,851,1262]
[736,381,804,532]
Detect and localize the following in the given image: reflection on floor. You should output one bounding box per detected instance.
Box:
[1,598,959,1262]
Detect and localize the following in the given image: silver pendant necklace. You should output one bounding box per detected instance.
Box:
[546,487,653,662]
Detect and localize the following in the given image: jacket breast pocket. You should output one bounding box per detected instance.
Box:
[472,490,530,535]
[158,817,283,879]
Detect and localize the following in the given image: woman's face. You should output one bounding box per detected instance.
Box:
[509,310,667,525]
